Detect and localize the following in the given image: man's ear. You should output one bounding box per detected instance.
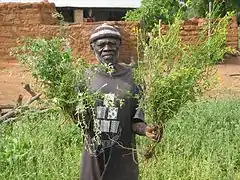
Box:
[116,39,121,46]
[90,43,94,51]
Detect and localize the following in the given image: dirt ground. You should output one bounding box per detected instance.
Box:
[206,54,240,98]
[0,60,34,105]
[1,56,240,106]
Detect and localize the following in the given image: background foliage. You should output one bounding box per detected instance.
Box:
[185,0,240,19]
[124,0,240,31]
[124,0,181,31]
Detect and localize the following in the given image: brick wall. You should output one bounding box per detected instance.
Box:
[0,3,138,65]
[160,16,239,49]
[0,3,58,63]
[0,3,238,66]
[35,22,138,64]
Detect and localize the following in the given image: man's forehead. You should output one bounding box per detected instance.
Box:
[95,38,120,43]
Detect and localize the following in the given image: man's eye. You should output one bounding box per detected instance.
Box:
[97,43,104,47]
[96,42,117,47]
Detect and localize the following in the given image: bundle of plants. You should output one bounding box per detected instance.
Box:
[12,37,102,136]
[134,14,234,158]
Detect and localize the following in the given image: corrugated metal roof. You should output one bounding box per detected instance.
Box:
[0,0,141,8]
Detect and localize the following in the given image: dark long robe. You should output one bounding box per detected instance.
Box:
[80,65,144,180]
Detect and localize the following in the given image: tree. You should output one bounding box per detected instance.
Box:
[184,0,240,21]
[124,0,181,31]
[124,0,240,32]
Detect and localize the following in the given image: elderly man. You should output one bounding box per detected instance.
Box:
[79,24,161,180]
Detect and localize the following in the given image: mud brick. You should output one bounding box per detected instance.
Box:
[226,37,238,42]
[230,30,238,36]
[183,25,198,31]
[230,22,238,28]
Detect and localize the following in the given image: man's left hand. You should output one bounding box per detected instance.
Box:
[145,125,163,142]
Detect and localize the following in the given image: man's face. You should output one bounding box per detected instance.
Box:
[92,37,120,65]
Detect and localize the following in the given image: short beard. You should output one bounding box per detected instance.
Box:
[95,52,118,67]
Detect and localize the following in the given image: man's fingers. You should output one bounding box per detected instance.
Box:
[152,126,158,131]
[146,124,164,142]
[151,134,156,138]
[151,130,162,142]
[145,126,152,132]
[146,126,157,133]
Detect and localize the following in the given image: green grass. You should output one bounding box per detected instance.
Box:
[0,111,83,180]
[1,99,240,180]
[139,99,240,180]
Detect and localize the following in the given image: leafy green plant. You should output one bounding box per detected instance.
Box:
[134,14,233,157]
[11,13,97,120]
[12,37,88,112]
[124,0,181,31]
[12,35,110,151]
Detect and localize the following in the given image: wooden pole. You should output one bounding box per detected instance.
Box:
[159,19,162,37]
[0,105,15,109]
[208,1,212,58]
[208,1,212,37]
[24,84,37,97]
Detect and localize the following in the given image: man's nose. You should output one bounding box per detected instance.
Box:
[103,44,112,51]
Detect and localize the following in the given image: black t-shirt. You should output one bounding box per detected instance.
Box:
[80,65,144,180]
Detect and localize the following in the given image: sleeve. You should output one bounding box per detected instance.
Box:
[131,84,145,123]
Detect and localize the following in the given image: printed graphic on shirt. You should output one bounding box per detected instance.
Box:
[107,107,118,119]
[103,93,115,107]
[110,120,120,133]
[100,120,110,132]
[96,106,120,133]
[96,106,107,119]
[88,93,122,154]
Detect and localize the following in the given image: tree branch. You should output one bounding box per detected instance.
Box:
[0,84,42,123]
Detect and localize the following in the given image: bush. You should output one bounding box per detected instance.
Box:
[134,14,233,127]
[12,37,88,110]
